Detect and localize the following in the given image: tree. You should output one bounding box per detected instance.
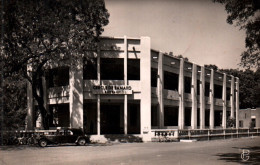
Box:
[213,0,260,69]
[2,74,27,130]
[2,0,109,129]
[221,68,260,108]
[168,52,189,62]
[204,64,219,71]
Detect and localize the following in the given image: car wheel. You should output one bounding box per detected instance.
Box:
[39,139,48,147]
[77,138,86,146]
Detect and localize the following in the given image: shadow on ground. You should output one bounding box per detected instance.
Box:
[216,146,260,165]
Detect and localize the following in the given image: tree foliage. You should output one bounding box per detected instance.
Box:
[2,74,27,130]
[213,0,260,69]
[203,63,260,108]
[2,0,109,129]
[221,68,260,109]
[204,64,219,71]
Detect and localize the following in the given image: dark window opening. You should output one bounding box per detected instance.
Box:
[226,87,231,100]
[197,80,200,95]
[164,71,179,91]
[184,77,191,93]
[128,102,140,134]
[151,68,158,87]
[47,67,69,87]
[214,111,222,126]
[205,82,210,97]
[185,108,191,126]
[205,109,210,126]
[164,106,179,126]
[251,119,256,128]
[128,59,140,80]
[197,108,200,126]
[49,103,70,127]
[101,58,124,80]
[84,102,97,134]
[100,103,122,134]
[83,58,97,80]
[239,120,243,127]
[214,84,223,99]
[151,105,158,126]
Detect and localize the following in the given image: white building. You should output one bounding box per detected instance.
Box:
[27,36,240,141]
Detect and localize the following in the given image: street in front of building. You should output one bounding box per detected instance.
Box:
[0,137,259,165]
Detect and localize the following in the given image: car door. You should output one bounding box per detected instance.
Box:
[65,130,78,143]
[56,130,67,144]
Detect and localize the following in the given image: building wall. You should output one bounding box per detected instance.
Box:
[238,108,260,128]
[26,36,240,141]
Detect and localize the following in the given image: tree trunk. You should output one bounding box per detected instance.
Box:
[32,72,49,130]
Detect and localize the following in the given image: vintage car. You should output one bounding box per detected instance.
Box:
[36,128,90,147]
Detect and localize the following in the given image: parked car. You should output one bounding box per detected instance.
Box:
[36,128,90,147]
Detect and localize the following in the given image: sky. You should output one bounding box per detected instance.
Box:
[102,0,246,69]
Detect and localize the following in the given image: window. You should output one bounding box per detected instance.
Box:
[239,120,243,127]
[197,80,200,95]
[83,58,97,80]
[127,59,140,80]
[184,76,191,93]
[197,108,200,126]
[185,107,191,126]
[226,87,231,100]
[205,109,210,126]
[49,103,70,127]
[251,119,256,127]
[47,67,69,87]
[151,105,158,126]
[84,101,97,134]
[100,58,124,80]
[214,111,222,126]
[151,68,158,87]
[164,106,178,126]
[128,102,140,134]
[214,84,223,99]
[164,71,179,91]
[205,82,210,97]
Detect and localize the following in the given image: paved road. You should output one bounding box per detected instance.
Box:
[0,137,260,165]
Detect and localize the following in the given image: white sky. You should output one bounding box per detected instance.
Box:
[103,0,246,69]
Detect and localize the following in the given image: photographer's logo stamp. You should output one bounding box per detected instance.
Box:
[241,149,250,161]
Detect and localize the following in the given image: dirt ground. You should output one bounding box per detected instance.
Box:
[0,137,260,165]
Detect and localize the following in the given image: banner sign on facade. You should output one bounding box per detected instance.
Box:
[92,85,133,94]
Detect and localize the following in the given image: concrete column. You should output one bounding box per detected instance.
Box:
[222,73,227,129]
[191,64,197,129]
[158,52,164,128]
[124,36,128,135]
[140,37,151,142]
[235,77,239,129]
[209,69,214,129]
[97,48,101,135]
[178,58,185,129]
[69,58,84,129]
[230,76,235,119]
[200,66,205,129]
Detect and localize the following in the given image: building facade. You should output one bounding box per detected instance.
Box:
[238,108,260,128]
[27,36,240,141]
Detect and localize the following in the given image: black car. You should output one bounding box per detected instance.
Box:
[36,128,90,147]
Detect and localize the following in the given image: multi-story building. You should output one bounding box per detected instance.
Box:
[26,36,240,141]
